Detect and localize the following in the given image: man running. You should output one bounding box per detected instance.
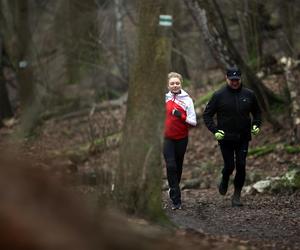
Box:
[203,67,261,207]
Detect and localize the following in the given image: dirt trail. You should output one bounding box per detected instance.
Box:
[163,188,300,249]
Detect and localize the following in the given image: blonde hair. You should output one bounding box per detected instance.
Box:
[168,72,183,84]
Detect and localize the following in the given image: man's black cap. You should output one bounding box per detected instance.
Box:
[226,67,241,80]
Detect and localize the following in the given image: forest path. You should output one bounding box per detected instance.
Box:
[163,188,300,250]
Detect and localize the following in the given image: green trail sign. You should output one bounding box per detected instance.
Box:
[159,15,172,27]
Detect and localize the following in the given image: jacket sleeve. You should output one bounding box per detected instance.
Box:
[185,97,197,126]
[251,93,262,127]
[203,93,218,133]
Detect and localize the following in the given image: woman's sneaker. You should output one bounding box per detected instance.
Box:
[171,203,182,210]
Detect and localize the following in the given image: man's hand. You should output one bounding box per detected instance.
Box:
[251,125,260,135]
[172,109,182,119]
[214,130,225,140]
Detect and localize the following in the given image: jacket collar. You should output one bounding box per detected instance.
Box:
[226,83,242,93]
[166,89,189,98]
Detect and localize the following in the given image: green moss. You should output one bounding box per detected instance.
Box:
[288,163,300,171]
[51,133,121,163]
[283,169,300,188]
[285,145,300,154]
[248,144,300,158]
[270,168,300,193]
[248,145,275,157]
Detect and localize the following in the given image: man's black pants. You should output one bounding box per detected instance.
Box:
[219,140,249,190]
[163,137,188,205]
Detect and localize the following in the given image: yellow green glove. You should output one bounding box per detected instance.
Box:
[214,130,225,140]
[251,125,260,135]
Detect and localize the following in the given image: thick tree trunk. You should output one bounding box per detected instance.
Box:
[8,0,34,111]
[115,0,171,221]
[0,0,37,133]
[184,0,281,128]
[15,0,38,134]
[0,0,34,113]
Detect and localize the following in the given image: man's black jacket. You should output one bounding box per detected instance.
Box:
[203,84,262,141]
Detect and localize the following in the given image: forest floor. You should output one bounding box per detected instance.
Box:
[1,80,300,249]
[164,189,300,249]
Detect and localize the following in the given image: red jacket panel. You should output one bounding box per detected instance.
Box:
[164,90,197,139]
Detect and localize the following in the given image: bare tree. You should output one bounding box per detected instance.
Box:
[115,0,172,220]
[184,0,281,128]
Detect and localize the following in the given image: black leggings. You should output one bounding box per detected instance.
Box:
[219,140,249,189]
[163,137,188,205]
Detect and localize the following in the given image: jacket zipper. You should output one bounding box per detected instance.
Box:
[234,93,240,131]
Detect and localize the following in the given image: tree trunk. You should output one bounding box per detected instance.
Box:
[63,0,83,84]
[171,30,190,80]
[58,0,99,85]
[8,0,34,113]
[0,0,37,133]
[15,0,38,134]
[278,0,296,57]
[0,1,34,105]
[239,0,264,70]
[114,0,129,83]
[184,0,281,129]
[115,0,171,221]
[171,0,190,79]
[0,73,13,122]
[282,58,300,143]
[0,37,13,122]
